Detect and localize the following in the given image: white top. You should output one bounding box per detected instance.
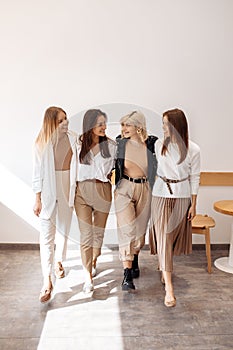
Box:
[152,139,200,198]
[76,138,116,182]
[32,131,77,219]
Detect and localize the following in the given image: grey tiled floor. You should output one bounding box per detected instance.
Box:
[1,244,233,350]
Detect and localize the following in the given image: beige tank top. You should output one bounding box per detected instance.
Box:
[124,140,148,177]
[53,135,73,171]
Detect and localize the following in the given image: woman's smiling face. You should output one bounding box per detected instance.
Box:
[92,115,107,138]
[121,122,137,138]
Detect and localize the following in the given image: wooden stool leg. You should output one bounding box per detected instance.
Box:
[205,229,212,273]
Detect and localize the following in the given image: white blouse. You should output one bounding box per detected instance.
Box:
[152,139,200,198]
[76,138,116,182]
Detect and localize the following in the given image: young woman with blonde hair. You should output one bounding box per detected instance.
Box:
[150,108,200,307]
[32,106,77,303]
[114,111,158,291]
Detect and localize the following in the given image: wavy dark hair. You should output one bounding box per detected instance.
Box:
[79,109,111,164]
[161,108,189,164]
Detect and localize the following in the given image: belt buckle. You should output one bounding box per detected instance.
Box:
[137,177,144,183]
[142,176,147,183]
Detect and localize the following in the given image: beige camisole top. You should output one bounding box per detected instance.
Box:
[124,140,148,178]
[53,135,73,171]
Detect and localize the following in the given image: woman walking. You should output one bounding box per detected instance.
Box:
[150,108,200,307]
[32,106,77,303]
[74,109,116,293]
[114,110,158,291]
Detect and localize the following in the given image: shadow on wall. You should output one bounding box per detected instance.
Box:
[0,202,39,243]
[0,163,40,243]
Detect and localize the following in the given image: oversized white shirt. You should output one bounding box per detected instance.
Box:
[76,138,116,182]
[152,139,200,198]
[32,131,77,219]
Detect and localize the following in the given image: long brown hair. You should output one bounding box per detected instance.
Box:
[79,109,111,164]
[161,108,189,164]
[35,106,66,150]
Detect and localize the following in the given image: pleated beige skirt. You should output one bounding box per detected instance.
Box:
[149,196,192,272]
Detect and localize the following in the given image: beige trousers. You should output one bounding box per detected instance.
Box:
[114,179,152,261]
[74,180,112,273]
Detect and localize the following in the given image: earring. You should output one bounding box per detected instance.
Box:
[137,128,141,134]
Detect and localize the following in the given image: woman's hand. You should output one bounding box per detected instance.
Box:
[33,193,42,216]
[188,194,197,221]
[187,204,196,221]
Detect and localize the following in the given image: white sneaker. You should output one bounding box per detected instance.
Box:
[83,281,94,293]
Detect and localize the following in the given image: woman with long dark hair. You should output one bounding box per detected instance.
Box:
[74,109,116,293]
[150,108,200,307]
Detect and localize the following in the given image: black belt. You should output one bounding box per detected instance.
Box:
[123,174,148,183]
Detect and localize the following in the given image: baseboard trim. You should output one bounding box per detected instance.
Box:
[191,243,230,250]
[0,243,40,250]
[0,243,230,251]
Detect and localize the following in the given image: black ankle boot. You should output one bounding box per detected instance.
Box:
[122,268,135,291]
[132,254,140,278]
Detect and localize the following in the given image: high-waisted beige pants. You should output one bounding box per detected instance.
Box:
[74,180,112,274]
[114,178,151,261]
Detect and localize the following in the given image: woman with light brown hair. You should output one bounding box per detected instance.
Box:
[114,111,158,291]
[74,109,116,293]
[150,108,200,307]
[32,106,77,303]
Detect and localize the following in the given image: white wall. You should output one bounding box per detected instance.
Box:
[0,0,233,244]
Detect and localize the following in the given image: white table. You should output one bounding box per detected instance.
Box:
[214,200,233,273]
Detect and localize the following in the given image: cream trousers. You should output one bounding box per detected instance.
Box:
[40,170,73,277]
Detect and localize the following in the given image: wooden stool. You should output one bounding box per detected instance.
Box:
[192,214,216,273]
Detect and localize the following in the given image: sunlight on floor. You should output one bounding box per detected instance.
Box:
[37,243,124,350]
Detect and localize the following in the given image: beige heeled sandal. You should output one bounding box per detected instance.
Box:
[39,284,53,303]
[164,296,176,307]
[55,262,65,279]
[164,283,176,307]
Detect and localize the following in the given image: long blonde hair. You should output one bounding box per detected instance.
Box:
[35,106,66,150]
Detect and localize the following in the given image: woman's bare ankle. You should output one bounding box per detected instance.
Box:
[43,276,52,287]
